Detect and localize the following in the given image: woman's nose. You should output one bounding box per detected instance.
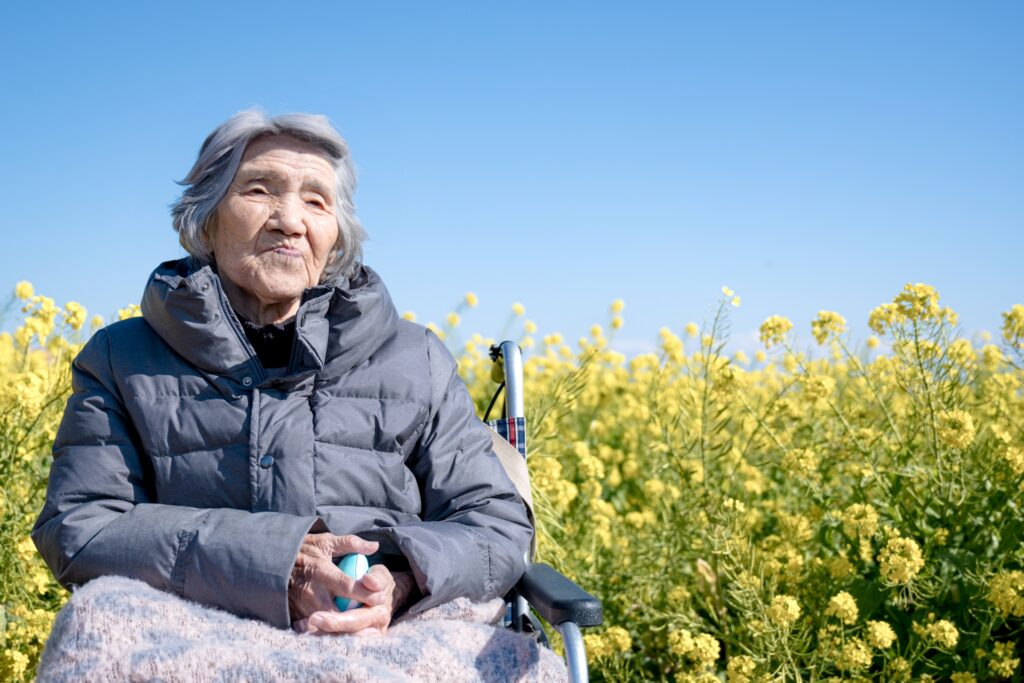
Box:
[270,196,306,235]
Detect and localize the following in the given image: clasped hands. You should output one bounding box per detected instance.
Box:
[289,533,416,636]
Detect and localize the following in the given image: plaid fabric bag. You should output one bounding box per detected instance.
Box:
[485,416,527,458]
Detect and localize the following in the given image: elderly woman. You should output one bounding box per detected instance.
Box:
[31,110,536,648]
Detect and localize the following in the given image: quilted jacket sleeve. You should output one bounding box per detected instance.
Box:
[362,330,534,615]
[31,329,320,629]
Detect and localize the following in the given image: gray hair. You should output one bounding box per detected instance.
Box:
[171,109,366,282]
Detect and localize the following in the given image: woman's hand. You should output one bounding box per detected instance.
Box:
[294,568,417,637]
[288,533,381,631]
[288,532,417,636]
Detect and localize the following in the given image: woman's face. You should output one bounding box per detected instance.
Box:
[211,134,340,317]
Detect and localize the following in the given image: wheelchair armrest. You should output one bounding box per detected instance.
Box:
[516,562,603,628]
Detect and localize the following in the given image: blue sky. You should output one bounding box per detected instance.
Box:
[1,2,1021,356]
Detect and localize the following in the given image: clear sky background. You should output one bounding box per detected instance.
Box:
[1,2,1021,356]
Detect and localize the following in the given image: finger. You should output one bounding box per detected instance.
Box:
[322,565,379,607]
[308,606,388,634]
[353,569,394,608]
[331,534,379,557]
[293,563,366,616]
[359,565,395,593]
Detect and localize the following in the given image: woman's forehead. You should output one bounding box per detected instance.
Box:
[241,135,333,169]
[237,135,336,186]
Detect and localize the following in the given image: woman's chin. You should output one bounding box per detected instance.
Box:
[250,264,312,297]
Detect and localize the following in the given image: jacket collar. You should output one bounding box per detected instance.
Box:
[140,258,399,383]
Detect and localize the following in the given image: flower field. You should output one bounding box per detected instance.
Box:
[2,281,1023,681]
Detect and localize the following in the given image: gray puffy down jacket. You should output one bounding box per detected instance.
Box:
[31,258,533,629]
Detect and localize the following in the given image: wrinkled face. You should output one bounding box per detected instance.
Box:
[210,134,340,310]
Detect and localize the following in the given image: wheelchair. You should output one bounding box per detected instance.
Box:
[484,341,603,683]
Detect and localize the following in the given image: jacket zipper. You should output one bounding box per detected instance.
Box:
[210,277,267,385]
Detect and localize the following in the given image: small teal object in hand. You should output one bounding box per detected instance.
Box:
[334,553,370,611]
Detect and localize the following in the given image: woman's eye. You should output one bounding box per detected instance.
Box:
[306,198,326,209]
[247,187,268,195]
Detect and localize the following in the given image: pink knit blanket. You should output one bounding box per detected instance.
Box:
[36,575,567,682]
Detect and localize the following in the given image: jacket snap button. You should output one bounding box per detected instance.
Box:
[200,282,210,291]
[259,454,274,468]
[242,376,253,387]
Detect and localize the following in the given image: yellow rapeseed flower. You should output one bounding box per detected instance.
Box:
[691,633,720,668]
[512,302,525,316]
[668,628,695,657]
[6,650,30,678]
[731,295,741,307]
[811,310,847,345]
[835,637,872,672]
[937,409,976,450]
[801,374,836,402]
[667,585,690,604]
[868,302,901,335]
[827,556,854,579]
[825,591,859,625]
[888,657,912,679]
[894,283,942,321]
[919,619,958,649]
[625,511,646,529]
[981,344,1005,370]
[988,570,1024,618]
[866,620,896,649]
[727,655,756,683]
[446,312,461,327]
[610,298,625,314]
[759,315,793,349]
[401,311,416,322]
[878,537,925,584]
[604,625,632,654]
[643,479,666,498]
[990,642,1020,678]
[668,629,719,669]
[947,338,976,366]
[722,286,734,297]
[781,447,819,479]
[116,304,142,320]
[1002,304,1024,349]
[464,292,478,308]
[1001,447,1024,477]
[842,503,879,539]
[63,301,87,331]
[583,633,611,661]
[524,319,537,334]
[610,316,623,330]
[685,322,699,338]
[767,595,801,627]
[15,280,34,300]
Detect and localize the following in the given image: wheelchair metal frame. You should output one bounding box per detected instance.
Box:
[493,341,602,683]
